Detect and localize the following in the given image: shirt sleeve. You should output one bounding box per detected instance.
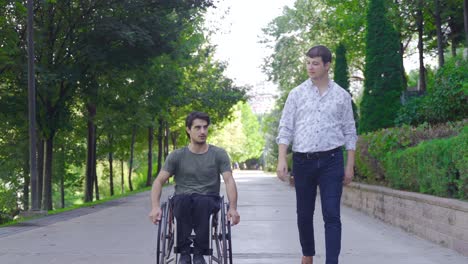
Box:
[276,91,296,146]
[342,93,357,150]
[162,151,177,175]
[217,148,232,174]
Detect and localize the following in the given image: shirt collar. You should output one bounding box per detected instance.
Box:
[308,79,333,96]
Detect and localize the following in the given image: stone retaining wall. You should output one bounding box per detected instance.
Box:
[343,182,468,256]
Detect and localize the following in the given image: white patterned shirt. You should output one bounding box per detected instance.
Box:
[276,79,357,152]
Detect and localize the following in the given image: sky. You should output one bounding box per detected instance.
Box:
[204,0,296,88]
[204,1,432,81]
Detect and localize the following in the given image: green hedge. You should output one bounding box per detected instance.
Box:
[355,120,467,199]
[384,127,467,199]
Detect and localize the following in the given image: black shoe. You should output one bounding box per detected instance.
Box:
[179,254,192,264]
[193,254,206,264]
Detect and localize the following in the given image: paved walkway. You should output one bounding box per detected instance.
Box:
[0,170,467,264]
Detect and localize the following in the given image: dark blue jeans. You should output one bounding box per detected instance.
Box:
[293,148,344,264]
[172,193,220,255]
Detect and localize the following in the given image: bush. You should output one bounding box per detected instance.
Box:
[0,185,18,224]
[452,127,468,198]
[395,96,425,126]
[426,56,467,123]
[396,56,467,126]
[355,120,466,188]
[384,127,468,199]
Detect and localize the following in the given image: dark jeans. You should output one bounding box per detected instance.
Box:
[293,148,344,264]
[172,193,220,255]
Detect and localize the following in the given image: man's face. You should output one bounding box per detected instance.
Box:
[306,56,330,80]
[187,118,209,144]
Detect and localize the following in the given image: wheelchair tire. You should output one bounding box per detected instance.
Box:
[156,202,168,264]
[227,217,233,264]
[220,198,229,264]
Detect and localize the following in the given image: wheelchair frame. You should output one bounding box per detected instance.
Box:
[156,196,233,264]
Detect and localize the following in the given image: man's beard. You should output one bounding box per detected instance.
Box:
[193,139,206,145]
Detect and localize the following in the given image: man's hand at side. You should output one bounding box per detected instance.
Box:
[276,158,289,182]
[149,206,162,224]
[227,207,240,225]
[276,144,289,182]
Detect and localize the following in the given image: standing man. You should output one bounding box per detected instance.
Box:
[276,45,357,264]
[149,111,241,264]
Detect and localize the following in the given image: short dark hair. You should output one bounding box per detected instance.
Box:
[185,111,210,131]
[306,45,332,64]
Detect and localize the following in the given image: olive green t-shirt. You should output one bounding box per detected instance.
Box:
[163,145,232,195]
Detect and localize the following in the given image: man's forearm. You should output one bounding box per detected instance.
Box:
[151,179,163,209]
[225,180,238,210]
[278,144,288,160]
[346,150,355,168]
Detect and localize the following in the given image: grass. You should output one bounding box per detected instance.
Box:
[0,186,152,228]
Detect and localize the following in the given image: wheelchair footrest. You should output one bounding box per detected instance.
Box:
[174,246,213,256]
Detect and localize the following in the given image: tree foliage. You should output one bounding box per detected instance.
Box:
[0,0,245,219]
[334,43,359,130]
[210,101,264,163]
[359,0,405,133]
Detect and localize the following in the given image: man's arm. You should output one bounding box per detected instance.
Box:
[276,90,295,182]
[222,171,240,225]
[341,92,357,185]
[276,143,289,181]
[343,150,355,185]
[148,170,171,224]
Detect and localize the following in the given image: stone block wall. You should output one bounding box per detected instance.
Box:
[343,183,468,256]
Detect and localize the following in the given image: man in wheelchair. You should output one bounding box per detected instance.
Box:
[149,111,240,264]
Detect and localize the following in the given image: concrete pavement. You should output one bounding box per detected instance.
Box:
[0,170,467,263]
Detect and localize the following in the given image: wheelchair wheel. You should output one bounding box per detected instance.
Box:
[222,201,233,264]
[226,205,233,264]
[156,202,175,264]
[156,202,166,264]
[211,197,233,264]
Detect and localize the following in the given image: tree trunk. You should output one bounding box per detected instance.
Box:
[23,150,30,210]
[164,121,169,159]
[93,166,99,200]
[120,159,125,194]
[37,139,44,209]
[60,170,65,209]
[85,104,96,202]
[464,0,468,57]
[93,125,99,201]
[400,41,407,90]
[108,134,114,196]
[417,0,426,92]
[146,125,154,187]
[434,0,445,67]
[170,131,179,151]
[157,118,164,174]
[42,137,53,211]
[57,145,65,209]
[128,126,136,192]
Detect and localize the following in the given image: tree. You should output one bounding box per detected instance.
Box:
[334,43,350,91]
[465,0,468,53]
[72,0,216,201]
[360,0,405,133]
[210,102,264,163]
[416,0,427,92]
[434,0,445,66]
[334,43,359,130]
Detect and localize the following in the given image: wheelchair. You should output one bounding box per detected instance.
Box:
[156,196,233,264]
